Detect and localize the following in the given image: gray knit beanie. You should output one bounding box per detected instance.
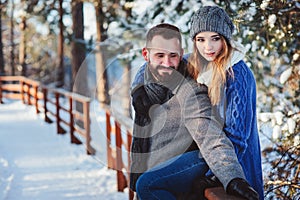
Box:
[190,6,234,41]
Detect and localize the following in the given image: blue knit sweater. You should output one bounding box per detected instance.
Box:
[222,60,264,199]
[131,59,264,199]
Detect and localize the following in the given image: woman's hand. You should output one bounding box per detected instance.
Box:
[227,178,259,200]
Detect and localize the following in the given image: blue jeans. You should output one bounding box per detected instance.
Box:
[136,150,209,200]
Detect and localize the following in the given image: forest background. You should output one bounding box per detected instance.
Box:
[0,0,299,199]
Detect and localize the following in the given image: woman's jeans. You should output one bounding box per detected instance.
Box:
[135,150,208,200]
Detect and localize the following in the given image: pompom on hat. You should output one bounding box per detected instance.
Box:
[190,6,235,41]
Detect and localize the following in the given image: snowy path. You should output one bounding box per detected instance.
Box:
[0,101,128,200]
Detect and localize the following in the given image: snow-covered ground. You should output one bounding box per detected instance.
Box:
[0,100,128,200]
[0,97,279,200]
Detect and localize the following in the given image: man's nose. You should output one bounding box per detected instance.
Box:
[162,56,172,66]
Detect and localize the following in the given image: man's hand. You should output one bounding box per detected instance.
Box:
[144,83,174,104]
[132,83,174,115]
[131,86,152,117]
[226,178,259,200]
[131,83,174,126]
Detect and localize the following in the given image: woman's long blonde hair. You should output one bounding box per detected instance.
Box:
[187,36,233,105]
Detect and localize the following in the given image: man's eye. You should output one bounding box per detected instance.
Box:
[170,54,178,58]
[156,54,164,58]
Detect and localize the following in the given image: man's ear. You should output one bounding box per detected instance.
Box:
[142,47,149,61]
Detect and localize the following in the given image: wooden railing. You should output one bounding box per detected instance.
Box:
[0,76,244,200]
[0,75,95,155]
[104,106,134,200]
[103,108,244,200]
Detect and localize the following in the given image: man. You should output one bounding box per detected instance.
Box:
[130,23,259,200]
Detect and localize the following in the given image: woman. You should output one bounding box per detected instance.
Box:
[187,6,264,199]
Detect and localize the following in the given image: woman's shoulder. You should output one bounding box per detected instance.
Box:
[232,60,248,71]
[231,60,255,81]
[225,60,257,92]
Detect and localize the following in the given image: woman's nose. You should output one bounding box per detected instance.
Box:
[205,41,213,50]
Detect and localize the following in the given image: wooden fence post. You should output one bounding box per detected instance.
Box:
[106,111,114,169]
[34,85,39,114]
[21,80,25,104]
[42,88,52,123]
[55,92,66,134]
[69,97,81,145]
[83,101,95,155]
[115,121,127,192]
[127,131,134,200]
[26,83,31,105]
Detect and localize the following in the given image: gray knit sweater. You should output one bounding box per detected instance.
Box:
[130,62,245,190]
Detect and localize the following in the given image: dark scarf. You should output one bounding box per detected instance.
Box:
[130,61,188,191]
[145,61,187,106]
[133,61,187,126]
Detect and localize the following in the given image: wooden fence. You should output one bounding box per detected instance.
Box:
[104,106,134,200]
[0,76,242,200]
[0,75,95,155]
[0,75,133,198]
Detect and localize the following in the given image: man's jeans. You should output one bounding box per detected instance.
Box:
[135,150,209,200]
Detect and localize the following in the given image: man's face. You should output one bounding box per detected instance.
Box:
[143,35,183,82]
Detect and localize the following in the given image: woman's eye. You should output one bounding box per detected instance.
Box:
[212,37,221,41]
[196,38,204,42]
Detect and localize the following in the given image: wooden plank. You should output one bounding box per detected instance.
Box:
[1,84,21,92]
[2,93,22,99]
[205,187,245,200]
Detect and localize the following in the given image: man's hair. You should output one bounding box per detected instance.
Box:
[146,23,182,47]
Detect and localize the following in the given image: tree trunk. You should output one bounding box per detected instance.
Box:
[94,0,110,106]
[55,0,64,88]
[71,0,86,93]
[71,0,86,129]
[0,2,5,75]
[10,0,15,76]
[19,15,26,76]
[122,0,133,116]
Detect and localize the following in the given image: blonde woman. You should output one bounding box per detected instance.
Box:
[187,6,264,199]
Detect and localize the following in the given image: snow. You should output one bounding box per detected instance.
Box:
[0,100,128,200]
[260,0,270,10]
[268,14,277,28]
[279,67,292,84]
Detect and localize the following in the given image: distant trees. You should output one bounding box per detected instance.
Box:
[0,3,298,198]
[229,2,299,198]
[56,0,65,88]
[1,0,63,82]
[0,0,6,75]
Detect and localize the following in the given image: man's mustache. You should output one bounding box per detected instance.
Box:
[157,65,176,70]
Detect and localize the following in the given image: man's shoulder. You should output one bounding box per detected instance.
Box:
[179,76,209,95]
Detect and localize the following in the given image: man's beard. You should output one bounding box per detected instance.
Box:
[150,64,176,82]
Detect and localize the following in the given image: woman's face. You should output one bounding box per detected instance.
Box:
[194,31,223,62]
